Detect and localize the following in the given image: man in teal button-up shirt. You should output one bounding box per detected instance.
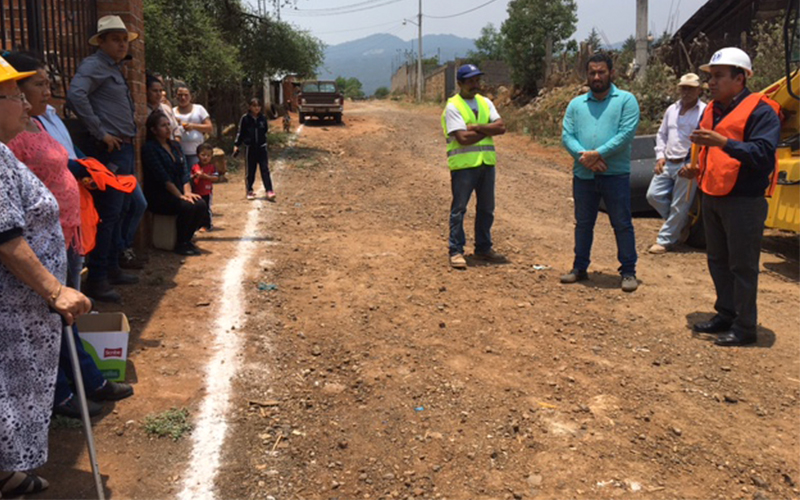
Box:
[561,53,641,292]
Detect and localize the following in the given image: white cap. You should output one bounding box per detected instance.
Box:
[699,47,753,77]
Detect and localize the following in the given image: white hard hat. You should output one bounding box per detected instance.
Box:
[699,47,753,77]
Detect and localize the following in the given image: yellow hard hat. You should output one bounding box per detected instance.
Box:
[0,55,36,84]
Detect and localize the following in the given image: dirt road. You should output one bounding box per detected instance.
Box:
[42,100,799,500]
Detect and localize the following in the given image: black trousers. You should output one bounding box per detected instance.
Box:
[149,195,210,245]
[245,145,272,193]
[702,194,768,335]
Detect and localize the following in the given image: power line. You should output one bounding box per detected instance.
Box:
[285,0,405,16]
[290,0,395,11]
[315,19,406,35]
[424,0,501,19]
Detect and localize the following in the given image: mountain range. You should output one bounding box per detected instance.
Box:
[318,33,476,96]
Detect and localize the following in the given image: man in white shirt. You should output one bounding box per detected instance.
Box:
[441,64,506,269]
[646,73,706,254]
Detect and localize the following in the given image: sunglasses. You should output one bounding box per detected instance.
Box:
[0,93,28,103]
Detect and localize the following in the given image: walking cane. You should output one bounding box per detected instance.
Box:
[63,322,106,500]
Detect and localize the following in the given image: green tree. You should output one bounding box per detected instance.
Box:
[622,35,636,53]
[584,28,603,51]
[470,23,506,61]
[144,0,242,92]
[335,76,365,99]
[239,17,325,82]
[748,17,790,92]
[374,86,390,99]
[144,0,324,90]
[500,0,578,93]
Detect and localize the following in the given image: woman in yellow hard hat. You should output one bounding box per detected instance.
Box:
[0,55,91,496]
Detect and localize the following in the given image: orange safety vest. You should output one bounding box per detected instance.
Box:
[697,93,781,197]
[75,158,138,254]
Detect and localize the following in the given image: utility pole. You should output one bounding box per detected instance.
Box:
[417,0,423,102]
[635,0,648,79]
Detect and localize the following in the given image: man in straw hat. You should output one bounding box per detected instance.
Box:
[67,15,143,303]
[645,73,706,254]
[679,47,781,346]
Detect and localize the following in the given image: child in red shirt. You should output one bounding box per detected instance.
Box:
[191,143,225,229]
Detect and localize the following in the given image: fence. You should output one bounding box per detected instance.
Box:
[1,0,97,98]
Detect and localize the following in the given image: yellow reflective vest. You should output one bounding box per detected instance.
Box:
[441,93,497,170]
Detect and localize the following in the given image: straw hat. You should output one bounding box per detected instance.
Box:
[677,73,701,87]
[88,15,139,46]
[0,55,36,84]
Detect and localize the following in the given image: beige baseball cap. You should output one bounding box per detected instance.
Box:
[678,73,701,87]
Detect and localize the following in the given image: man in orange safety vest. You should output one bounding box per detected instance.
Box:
[680,47,781,347]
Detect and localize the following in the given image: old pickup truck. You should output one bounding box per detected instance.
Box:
[298,80,344,124]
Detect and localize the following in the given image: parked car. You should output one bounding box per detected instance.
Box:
[298,80,344,124]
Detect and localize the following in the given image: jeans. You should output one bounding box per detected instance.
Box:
[119,184,147,250]
[86,186,124,282]
[66,247,84,291]
[646,160,696,246]
[572,175,637,275]
[200,194,212,228]
[702,195,767,336]
[54,324,107,407]
[449,165,495,255]
[245,146,272,193]
[84,142,135,282]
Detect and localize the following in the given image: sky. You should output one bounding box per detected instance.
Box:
[246,0,710,47]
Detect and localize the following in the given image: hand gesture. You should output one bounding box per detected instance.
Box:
[102,134,122,152]
[690,129,728,149]
[678,163,699,179]
[181,192,202,204]
[654,158,666,175]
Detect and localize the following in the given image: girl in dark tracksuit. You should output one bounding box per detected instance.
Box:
[234,98,273,200]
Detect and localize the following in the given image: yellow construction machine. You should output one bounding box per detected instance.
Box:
[763,0,799,233]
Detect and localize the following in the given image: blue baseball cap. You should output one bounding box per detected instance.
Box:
[457,64,483,81]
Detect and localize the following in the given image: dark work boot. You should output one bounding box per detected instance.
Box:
[83,279,121,303]
[108,268,139,285]
[54,394,103,419]
[693,315,732,334]
[89,381,134,402]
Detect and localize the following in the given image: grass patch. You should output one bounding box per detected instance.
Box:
[267,132,291,148]
[51,414,83,429]
[142,407,192,441]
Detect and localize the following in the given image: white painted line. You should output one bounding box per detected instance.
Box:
[177,128,302,500]
[176,203,259,500]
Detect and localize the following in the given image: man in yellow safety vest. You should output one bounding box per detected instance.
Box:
[441,64,507,269]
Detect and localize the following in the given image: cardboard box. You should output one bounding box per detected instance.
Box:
[75,312,130,382]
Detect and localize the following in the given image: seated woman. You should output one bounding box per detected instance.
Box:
[0,54,91,496]
[141,111,209,255]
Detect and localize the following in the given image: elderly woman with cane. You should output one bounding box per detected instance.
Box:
[0,56,91,495]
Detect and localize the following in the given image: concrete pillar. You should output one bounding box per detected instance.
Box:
[635,0,648,79]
